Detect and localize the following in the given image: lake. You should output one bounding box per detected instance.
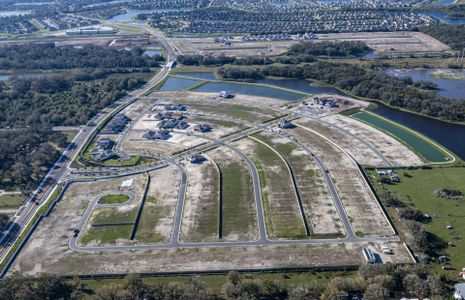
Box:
[423,12,465,25]
[193,81,306,101]
[373,104,465,160]
[385,68,465,100]
[176,72,217,80]
[0,10,31,17]
[352,111,450,162]
[159,76,201,91]
[108,8,191,22]
[176,72,343,95]
[142,49,161,58]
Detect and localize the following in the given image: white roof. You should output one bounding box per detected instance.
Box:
[120,178,134,188]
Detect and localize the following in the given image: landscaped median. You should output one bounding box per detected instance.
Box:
[351,110,456,164]
[0,183,64,275]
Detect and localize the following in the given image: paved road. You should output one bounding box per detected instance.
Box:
[68,115,403,253]
[0,25,177,267]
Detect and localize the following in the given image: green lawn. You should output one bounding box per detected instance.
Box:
[98,194,130,205]
[0,194,24,209]
[91,207,138,224]
[80,225,133,245]
[371,167,465,275]
[135,196,170,243]
[219,160,257,239]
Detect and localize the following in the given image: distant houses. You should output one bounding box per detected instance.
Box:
[194,124,213,133]
[101,114,130,134]
[143,130,171,140]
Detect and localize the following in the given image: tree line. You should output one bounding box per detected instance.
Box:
[0,43,163,70]
[420,24,465,51]
[217,61,465,121]
[0,265,447,300]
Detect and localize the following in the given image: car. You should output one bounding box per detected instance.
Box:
[73,229,80,237]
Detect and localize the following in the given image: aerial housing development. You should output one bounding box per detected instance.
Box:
[0,0,465,298]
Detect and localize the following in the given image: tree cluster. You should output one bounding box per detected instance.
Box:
[0,127,65,190]
[0,265,447,300]
[0,43,162,70]
[288,41,371,57]
[420,24,465,51]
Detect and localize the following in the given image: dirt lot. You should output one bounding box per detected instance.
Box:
[11,240,411,276]
[254,132,343,236]
[170,31,449,57]
[316,31,449,54]
[233,138,307,240]
[11,174,146,273]
[322,114,423,166]
[135,165,180,244]
[292,122,394,237]
[180,158,220,242]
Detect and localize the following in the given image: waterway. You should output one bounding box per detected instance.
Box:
[373,104,465,160]
[352,111,449,162]
[159,76,201,91]
[386,68,465,100]
[423,12,465,25]
[177,72,343,95]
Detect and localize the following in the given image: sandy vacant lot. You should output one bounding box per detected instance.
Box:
[11,240,411,276]
[171,31,449,57]
[322,114,423,166]
[292,122,394,237]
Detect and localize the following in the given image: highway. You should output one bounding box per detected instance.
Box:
[0,24,177,268]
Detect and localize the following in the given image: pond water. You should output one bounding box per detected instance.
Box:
[142,49,161,58]
[176,72,217,80]
[385,68,465,100]
[373,104,465,160]
[108,8,190,22]
[0,10,31,17]
[159,76,201,91]
[193,81,305,101]
[352,111,449,162]
[423,12,465,25]
[176,72,343,95]
[257,78,343,96]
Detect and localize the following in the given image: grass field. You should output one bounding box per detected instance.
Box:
[351,111,452,163]
[80,225,133,245]
[0,194,24,209]
[370,167,465,275]
[218,159,257,240]
[91,207,138,224]
[97,194,129,205]
[245,138,307,239]
[135,196,171,243]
